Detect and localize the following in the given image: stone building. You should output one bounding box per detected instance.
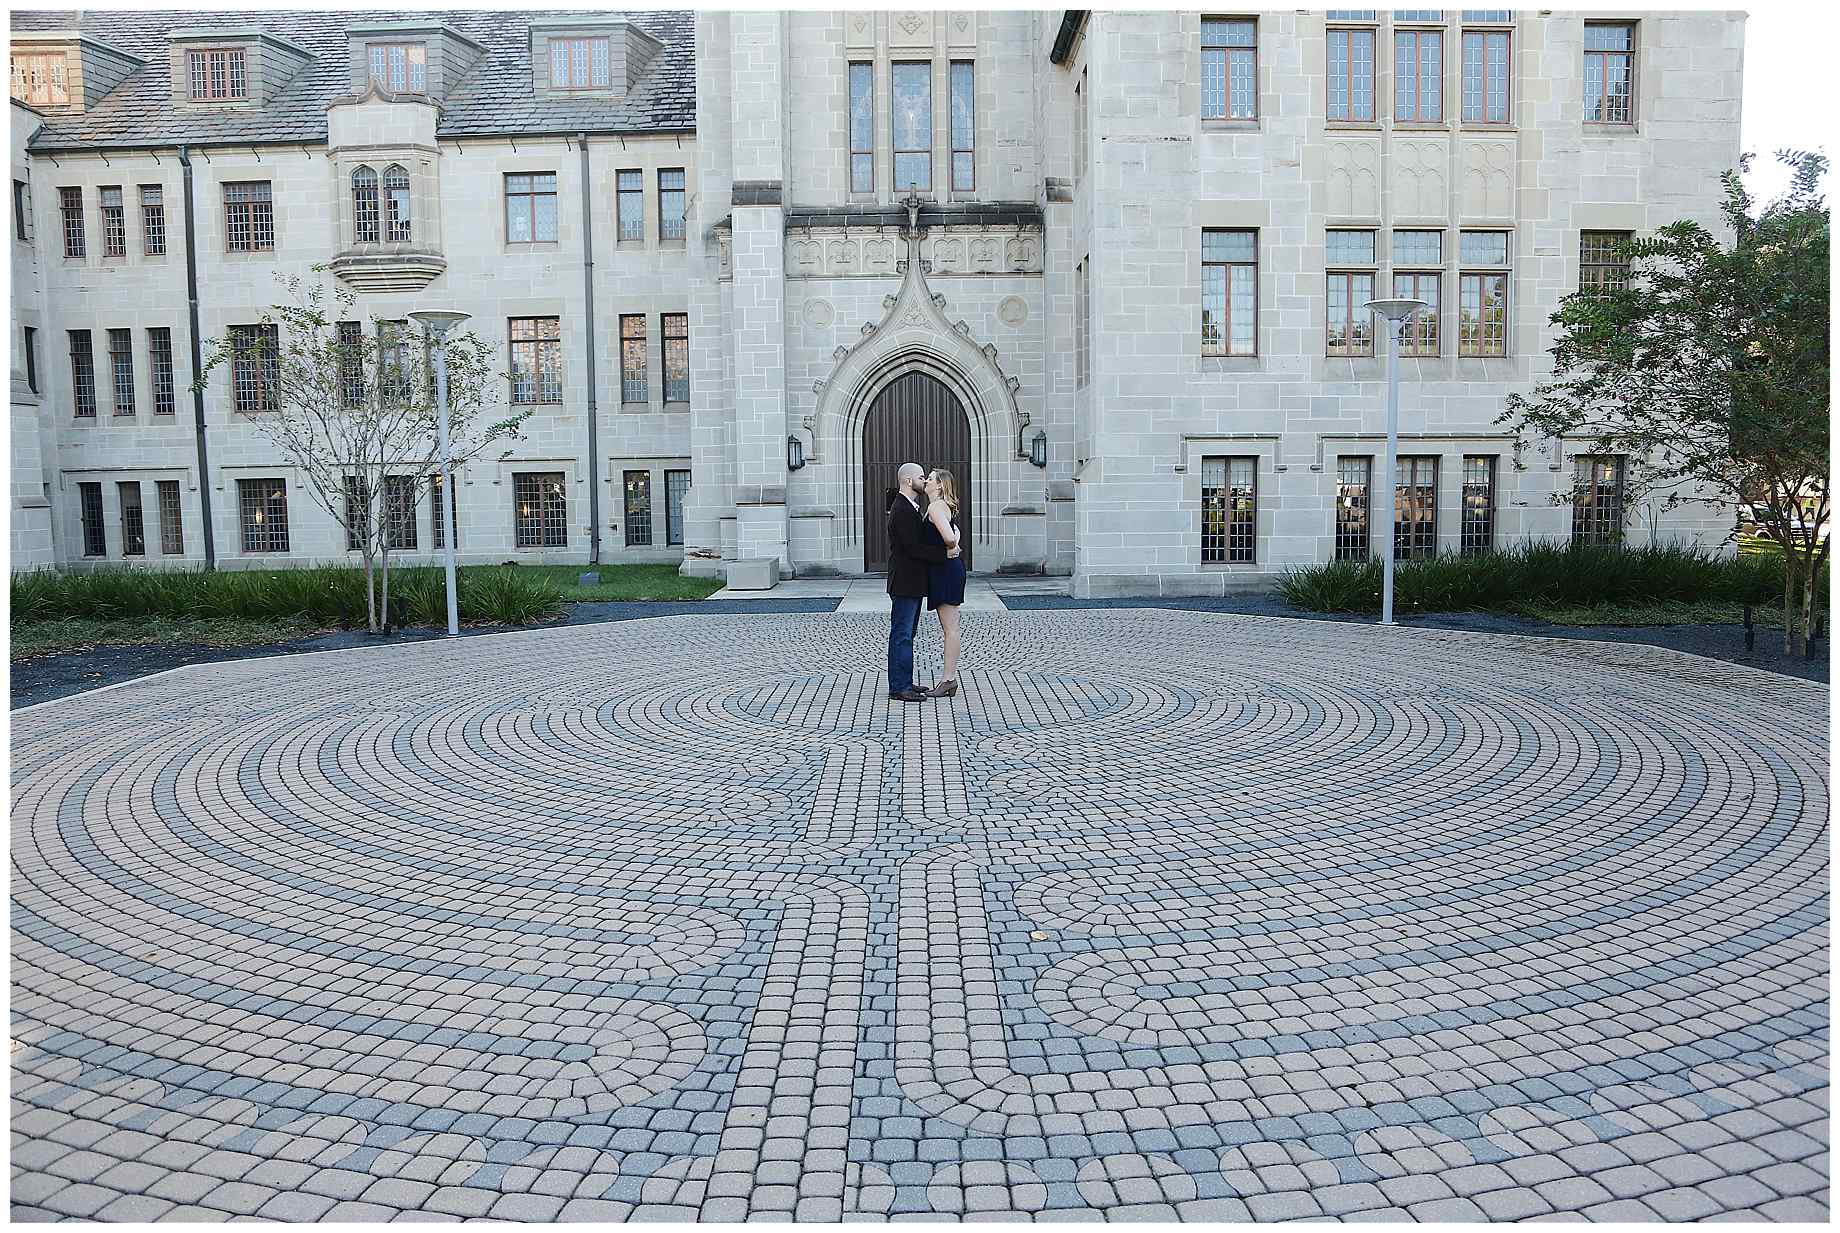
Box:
[9,10,1745,594]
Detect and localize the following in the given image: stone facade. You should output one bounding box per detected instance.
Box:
[9,10,1746,591]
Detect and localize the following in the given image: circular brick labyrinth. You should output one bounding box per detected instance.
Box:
[10,611,1830,1222]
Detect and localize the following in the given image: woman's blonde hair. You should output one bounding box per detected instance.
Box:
[929,468,960,515]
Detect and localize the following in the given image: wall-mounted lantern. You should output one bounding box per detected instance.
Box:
[787,435,806,472]
[1029,429,1048,469]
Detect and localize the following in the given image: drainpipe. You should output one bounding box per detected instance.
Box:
[578,133,602,565]
[177,144,217,568]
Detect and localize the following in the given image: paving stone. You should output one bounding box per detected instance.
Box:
[7,612,1829,1224]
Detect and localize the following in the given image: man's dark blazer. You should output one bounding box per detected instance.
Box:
[885,489,948,598]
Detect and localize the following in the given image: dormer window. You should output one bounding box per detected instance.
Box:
[10,52,69,106]
[549,37,610,90]
[188,48,247,100]
[369,42,426,93]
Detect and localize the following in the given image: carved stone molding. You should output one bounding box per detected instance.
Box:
[1389,139,1449,221]
[783,223,1045,279]
[1326,139,1381,219]
[889,10,932,46]
[1461,139,1516,220]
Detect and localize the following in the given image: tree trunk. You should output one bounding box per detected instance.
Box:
[361,547,378,634]
[379,541,393,633]
[1802,546,1818,655]
[1781,546,1801,655]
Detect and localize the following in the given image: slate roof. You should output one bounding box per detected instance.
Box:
[10,9,696,152]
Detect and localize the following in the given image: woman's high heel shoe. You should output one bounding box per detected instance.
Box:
[927,678,958,698]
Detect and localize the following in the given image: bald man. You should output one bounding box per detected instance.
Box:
[885,461,957,701]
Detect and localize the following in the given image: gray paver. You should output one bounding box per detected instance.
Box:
[8,612,1830,1223]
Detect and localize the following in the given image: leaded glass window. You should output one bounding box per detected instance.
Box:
[1584,23,1634,124]
[223,181,274,252]
[352,166,380,243]
[1395,28,1443,121]
[505,172,558,243]
[849,62,874,193]
[1326,231,1376,358]
[158,479,184,555]
[69,330,96,417]
[59,186,84,258]
[1335,457,1371,560]
[659,168,686,240]
[383,164,411,242]
[1202,456,1258,564]
[1394,456,1438,560]
[385,474,417,550]
[1393,271,1441,356]
[514,472,568,548]
[119,481,146,556]
[950,61,975,191]
[377,320,414,405]
[100,186,126,257]
[1459,230,1510,357]
[1327,27,1377,122]
[892,61,932,192]
[108,328,134,414]
[337,320,364,408]
[617,169,643,242]
[368,42,426,92]
[624,470,653,547]
[1201,229,1257,356]
[429,471,459,550]
[188,49,247,101]
[141,184,165,254]
[509,317,562,404]
[12,52,69,107]
[1572,456,1625,546]
[78,482,105,556]
[620,314,648,404]
[238,478,289,553]
[549,37,611,90]
[663,313,689,403]
[1461,455,1495,553]
[1202,18,1258,120]
[666,469,690,546]
[1461,28,1511,123]
[230,324,279,412]
[149,327,176,414]
[1580,230,1632,293]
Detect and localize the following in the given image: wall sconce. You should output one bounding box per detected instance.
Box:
[1029,430,1048,469]
[787,435,806,472]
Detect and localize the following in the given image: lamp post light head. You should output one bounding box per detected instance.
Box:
[408,310,472,339]
[1363,297,1427,324]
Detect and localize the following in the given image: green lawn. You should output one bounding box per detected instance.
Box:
[515,564,724,602]
[11,615,320,661]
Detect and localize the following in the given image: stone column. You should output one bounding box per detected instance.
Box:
[681,11,735,574]
[727,12,790,571]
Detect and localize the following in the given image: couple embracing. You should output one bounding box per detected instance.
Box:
[885,462,966,703]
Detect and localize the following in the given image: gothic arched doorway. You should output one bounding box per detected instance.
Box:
[862,371,972,573]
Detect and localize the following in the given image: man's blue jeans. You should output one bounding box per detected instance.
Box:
[887,594,924,693]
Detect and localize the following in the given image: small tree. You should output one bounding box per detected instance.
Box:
[1501,150,1830,651]
[199,274,529,632]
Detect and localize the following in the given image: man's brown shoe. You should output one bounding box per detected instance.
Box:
[888,688,930,702]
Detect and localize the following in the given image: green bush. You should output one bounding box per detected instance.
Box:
[1278,540,1815,616]
[10,564,563,629]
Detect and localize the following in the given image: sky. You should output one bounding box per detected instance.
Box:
[1735,0,1833,202]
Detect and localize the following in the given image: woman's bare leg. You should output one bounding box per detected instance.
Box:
[938,604,961,681]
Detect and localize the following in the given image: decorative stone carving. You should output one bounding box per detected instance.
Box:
[1390,140,1448,221]
[931,238,965,269]
[860,321,876,336]
[803,298,834,329]
[1326,140,1381,218]
[833,345,851,361]
[997,296,1028,327]
[1461,140,1515,220]
[947,12,975,47]
[1005,235,1038,270]
[789,239,823,273]
[969,236,999,271]
[845,11,874,49]
[785,224,1045,279]
[715,229,732,277]
[954,320,972,336]
[890,10,931,45]
[828,239,859,272]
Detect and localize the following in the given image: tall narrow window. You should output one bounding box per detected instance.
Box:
[1074,67,1087,185]
[892,61,932,192]
[384,474,417,550]
[140,185,165,255]
[59,186,84,258]
[620,314,648,404]
[1335,457,1371,560]
[1201,229,1257,356]
[663,313,689,403]
[505,173,559,243]
[1325,230,1376,357]
[78,482,105,556]
[1202,18,1258,120]
[188,49,248,101]
[118,482,146,557]
[69,330,96,417]
[158,479,184,555]
[950,61,976,192]
[1458,230,1510,356]
[848,62,875,193]
[549,37,611,90]
[624,470,654,547]
[1394,456,1437,559]
[377,320,413,405]
[509,317,562,404]
[99,187,126,257]
[1202,456,1258,564]
[23,326,38,393]
[665,468,690,546]
[108,328,135,415]
[429,471,459,550]
[659,168,686,240]
[514,472,568,548]
[1461,27,1511,124]
[1075,257,1090,388]
[344,474,373,551]
[352,166,380,243]
[14,179,31,244]
[1572,456,1626,546]
[238,478,289,553]
[11,52,69,107]
[369,43,427,92]
[1580,230,1632,293]
[1395,28,1444,122]
[383,164,411,242]
[230,324,280,412]
[1392,229,1443,357]
[1461,455,1495,554]
[223,181,274,252]
[1584,23,1635,124]
[337,320,364,408]
[616,169,644,242]
[1327,26,1377,121]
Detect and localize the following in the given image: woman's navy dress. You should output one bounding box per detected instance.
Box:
[922,505,966,609]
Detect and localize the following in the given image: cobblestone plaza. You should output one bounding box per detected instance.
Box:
[9,611,1830,1221]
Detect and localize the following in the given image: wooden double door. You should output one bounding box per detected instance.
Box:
[862,372,971,573]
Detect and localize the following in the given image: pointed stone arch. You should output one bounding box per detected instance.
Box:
[809,228,1027,556]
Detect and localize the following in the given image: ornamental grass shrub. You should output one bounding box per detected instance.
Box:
[1277,541,1803,616]
[11,565,563,629]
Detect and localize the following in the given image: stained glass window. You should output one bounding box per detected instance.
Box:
[892,62,932,192]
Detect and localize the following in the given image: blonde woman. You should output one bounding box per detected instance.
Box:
[920,468,966,698]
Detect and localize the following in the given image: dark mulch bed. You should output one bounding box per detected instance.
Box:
[1000,594,1830,685]
[9,598,841,710]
